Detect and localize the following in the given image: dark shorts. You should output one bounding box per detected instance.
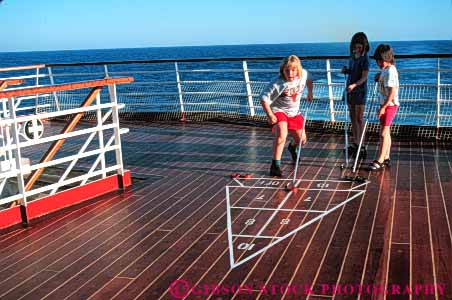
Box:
[344,91,366,105]
[379,105,398,126]
[274,112,304,130]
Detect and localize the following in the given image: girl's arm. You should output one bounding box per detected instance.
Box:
[348,70,369,92]
[261,100,277,125]
[306,79,313,101]
[378,86,396,117]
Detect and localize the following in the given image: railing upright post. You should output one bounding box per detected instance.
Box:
[47,67,61,111]
[326,59,335,122]
[174,62,185,120]
[108,83,124,176]
[104,65,112,110]
[95,92,106,178]
[436,58,441,130]
[34,66,40,114]
[8,97,28,208]
[243,61,255,116]
[104,64,110,78]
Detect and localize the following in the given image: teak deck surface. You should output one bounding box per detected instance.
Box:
[0,121,451,300]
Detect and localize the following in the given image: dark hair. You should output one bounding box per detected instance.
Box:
[349,32,369,55]
[373,44,395,64]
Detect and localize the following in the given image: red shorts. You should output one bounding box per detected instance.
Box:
[379,105,398,126]
[274,112,304,130]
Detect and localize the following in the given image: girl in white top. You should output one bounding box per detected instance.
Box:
[260,55,313,177]
[368,44,399,171]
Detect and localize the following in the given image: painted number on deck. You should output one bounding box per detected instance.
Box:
[245,219,255,225]
[280,219,290,225]
[317,183,329,188]
[237,243,255,250]
[258,180,280,186]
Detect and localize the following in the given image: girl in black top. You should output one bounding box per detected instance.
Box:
[341,32,370,157]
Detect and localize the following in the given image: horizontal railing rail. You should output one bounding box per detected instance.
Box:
[45,53,452,67]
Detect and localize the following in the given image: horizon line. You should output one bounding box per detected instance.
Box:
[1,39,451,54]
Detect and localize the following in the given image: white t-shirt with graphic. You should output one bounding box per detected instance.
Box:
[260,69,310,117]
[378,65,399,106]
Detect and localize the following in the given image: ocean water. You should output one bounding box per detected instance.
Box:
[1,41,451,125]
[1,40,451,67]
[1,40,451,85]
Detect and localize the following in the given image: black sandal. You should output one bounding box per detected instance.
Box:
[383,159,391,167]
[368,160,384,171]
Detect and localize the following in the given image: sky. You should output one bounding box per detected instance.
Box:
[0,0,451,52]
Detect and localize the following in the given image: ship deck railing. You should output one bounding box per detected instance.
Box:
[1,54,451,140]
[0,75,133,224]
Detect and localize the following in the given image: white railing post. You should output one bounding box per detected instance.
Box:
[174,62,185,117]
[243,61,255,116]
[95,92,106,178]
[104,65,110,78]
[47,66,61,111]
[34,66,40,114]
[108,83,124,176]
[8,97,27,206]
[436,58,441,129]
[326,59,335,122]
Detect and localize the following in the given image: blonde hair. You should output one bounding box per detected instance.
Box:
[279,55,303,80]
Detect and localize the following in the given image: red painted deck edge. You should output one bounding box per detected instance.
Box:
[0,206,22,230]
[0,170,131,229]
[27,170,131,220]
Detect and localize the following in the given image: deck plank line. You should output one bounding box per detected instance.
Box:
[56,136,258,300]
[0,137,186,257]
[409,141,413,296]
[0,123,450,300]
[30,164,230,299]
[332,175,369,299]
[201,138,334,300]
[356,165,388,300]
[144,142,323,300]
[382,140,401,300]
[0,182,198,296]
[314,172,372,297]
[1,138,226,299]
[309,294,333,298]
[0,169,199,295]
[188,138,334,300]
[236,142,339,300]
[99,136,274,300]
[288,163,359,300]
[433,144,452,244]
[422,142,440,300]
[153,137,330,300]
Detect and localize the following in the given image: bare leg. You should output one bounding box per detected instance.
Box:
[354,104,365,145]
[385,132,391,160]
[348,104,356,144]
[377,126,391,163]
[289,129,306,145]
[273,122,288,160]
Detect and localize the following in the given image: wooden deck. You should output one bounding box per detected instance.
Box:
[0,121,451,300]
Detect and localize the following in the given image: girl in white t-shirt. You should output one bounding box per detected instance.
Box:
[260,55,313,177]
[368,44,399,171]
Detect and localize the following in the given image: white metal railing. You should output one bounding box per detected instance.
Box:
[2,55,451,129]
[37,54,451,129]
[0,77,133,208]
